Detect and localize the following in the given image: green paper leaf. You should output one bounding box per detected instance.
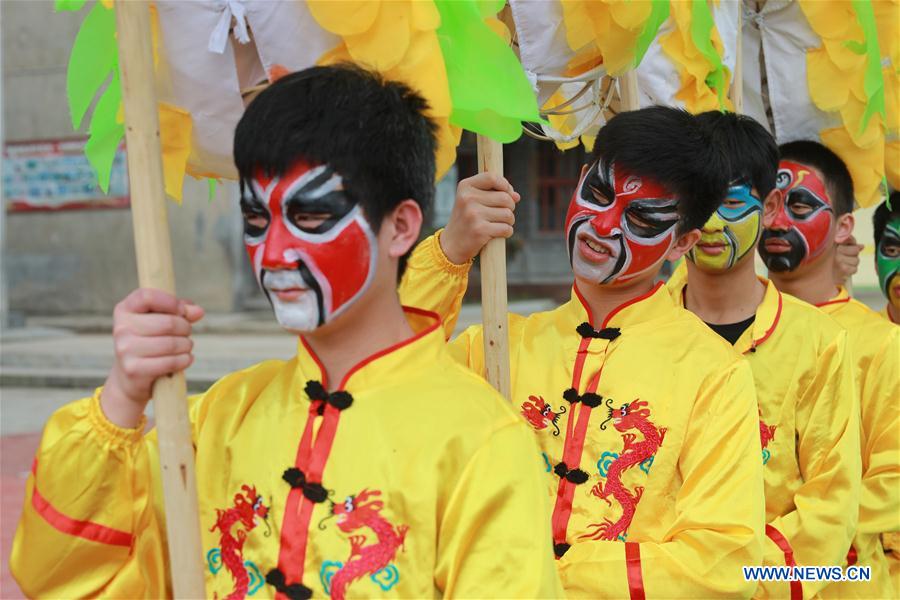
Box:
[634,1,670,68]
[476,0,506,19]
[843,40,867,55]
[849,0,886,135]
[67,1,117,130]
[208,178,218,202]
[55,0,88,11]
[690,0,728,109]
[435,0,541,142]
[84,74,124,193]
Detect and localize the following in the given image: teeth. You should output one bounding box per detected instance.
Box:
[584,238,608,254]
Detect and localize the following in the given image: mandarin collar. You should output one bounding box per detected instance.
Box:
[816,286,851,313]
[673,275,783,355]
[560,281,677,333]
[293,306,444,394]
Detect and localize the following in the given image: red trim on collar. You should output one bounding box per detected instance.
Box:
[572,281,664,328]
[625,542,646,600]
[746,290,783,354]
[603,282,664,328]
[299,306,442,390]
[815,297,850,308]
[572,282,595,324]
[30,461,133,548]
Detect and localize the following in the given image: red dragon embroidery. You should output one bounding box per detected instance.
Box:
[759,411,776,464]
[209,485,270,600]
[759,418,776,449]
[521,395,567,435]
[329,489,408,600]
[582,399,666,542]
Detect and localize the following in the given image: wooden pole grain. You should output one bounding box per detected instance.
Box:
[114,2,206,597]
[477,136,512,400]
[619,70,641,112]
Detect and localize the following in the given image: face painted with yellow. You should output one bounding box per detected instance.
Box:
[687,183,762,271]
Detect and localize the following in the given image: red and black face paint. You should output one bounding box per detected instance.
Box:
[759,160,834,273]
[565,160,679,285]
[241,160,376,332]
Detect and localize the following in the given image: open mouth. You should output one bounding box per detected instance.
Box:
[763,238,793,254]
[577,232,616,263]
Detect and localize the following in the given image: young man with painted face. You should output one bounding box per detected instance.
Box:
[401,106,766,598]
[667,113,863,599]
[872,194,900,595]
[760,140,899,599]
[11,66,565,599]
[874,194,900,324]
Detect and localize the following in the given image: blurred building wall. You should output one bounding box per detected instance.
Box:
[2,0,251,315]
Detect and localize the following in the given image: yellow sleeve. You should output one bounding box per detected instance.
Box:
[399,230,472,339]
[435,420,565,598]
[558,358,765,599]
[858,328,900,537]
[9,390,169,598]
[761,331,862,599]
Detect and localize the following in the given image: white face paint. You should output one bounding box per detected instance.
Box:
[260,269,320,332]
[570,219,627,284]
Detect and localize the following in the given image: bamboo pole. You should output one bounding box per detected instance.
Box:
[477,136,512,400]
[619,70,641,112]
[114,2,206,597]
[733,3,744,114]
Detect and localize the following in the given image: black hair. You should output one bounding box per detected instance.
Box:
[778,140,854,215]
[234,64,437,277]
[590,105,729,233]
[873,192,900,246]
[696,111,778,198]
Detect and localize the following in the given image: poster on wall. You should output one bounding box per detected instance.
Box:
[2,139,129,212]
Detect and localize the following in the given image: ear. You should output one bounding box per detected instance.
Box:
[667,229,701,261]
[384,199,423,259]
[834,212,855,244]
[761,188,782,228]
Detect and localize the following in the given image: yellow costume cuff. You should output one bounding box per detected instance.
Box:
[89,388,147,447]
[431,229,474,275]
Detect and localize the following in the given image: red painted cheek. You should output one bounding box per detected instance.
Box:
[246,243,263,277]
[620,234,674,278]
[797,213,833,258]
[299,222,372,310]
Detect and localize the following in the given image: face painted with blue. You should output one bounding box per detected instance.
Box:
[687,182,763,271]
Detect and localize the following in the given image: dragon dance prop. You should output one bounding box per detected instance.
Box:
[58,0,898,593]
[508,0,897,208]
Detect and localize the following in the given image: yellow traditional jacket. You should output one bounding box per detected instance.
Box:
[399,234,766,598]
[668,275,862,600]
[11,308,564,599]
[815,288,900,600]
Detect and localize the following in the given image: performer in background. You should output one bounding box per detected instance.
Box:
[873,194,900,325]
[668,112,862,599]
[761,140,899,599]
[10,65,564,600]
[401,106,766,598]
